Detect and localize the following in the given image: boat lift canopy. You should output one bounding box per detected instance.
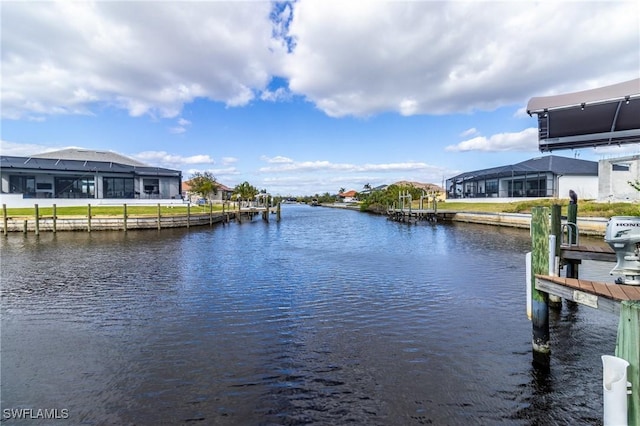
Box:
[527,78,640,152]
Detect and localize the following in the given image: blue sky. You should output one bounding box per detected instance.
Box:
[2,1,639,196]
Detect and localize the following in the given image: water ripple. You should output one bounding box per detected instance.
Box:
[1,206,617,425]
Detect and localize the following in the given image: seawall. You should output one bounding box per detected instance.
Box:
[450,211,608,236]
[1,212,233,233]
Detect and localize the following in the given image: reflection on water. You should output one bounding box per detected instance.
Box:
[1,205,617,425]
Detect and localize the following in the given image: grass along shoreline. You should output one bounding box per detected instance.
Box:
[4,199,638,219]
[411,199,639,218]
[3,204,227,219]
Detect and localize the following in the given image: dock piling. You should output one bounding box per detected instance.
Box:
[34,204,40,235]
[2,204,7,236]
[549,205,562,308]
[531,206,551,366]
[616,300,640,425]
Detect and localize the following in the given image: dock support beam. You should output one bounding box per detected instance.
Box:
[2,204,7,236]
[549,205,562,308]
[616,301,640,425]
[123,204,128,232]
[34,204,40,236]
[531,206,550,367]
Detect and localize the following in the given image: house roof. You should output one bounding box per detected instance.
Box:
[33,148,148,167]
[182,180,232,192]
[0,155,181,177]
[448,155,597,183]
[339,190,358,197]
[527,78,640,152]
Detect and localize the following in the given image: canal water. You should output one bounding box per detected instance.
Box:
[1,204,618,425]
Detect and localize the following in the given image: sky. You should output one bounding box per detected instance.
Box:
[1,1,639,196]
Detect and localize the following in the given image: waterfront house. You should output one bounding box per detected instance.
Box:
[446,155,598,201]
[0,149,183,208]
[338,190,358,203]
[182,180,234,204]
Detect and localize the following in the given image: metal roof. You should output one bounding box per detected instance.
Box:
[32,149,148,167]
[0,155,181,177]
[448,155,597,183]
[527,78,640,152]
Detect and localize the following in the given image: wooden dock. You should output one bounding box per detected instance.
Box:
[387,208,457,223]
[561,243,616,262]
[536,274,640,315]
[537,243,636,315]
[529,206,639,424]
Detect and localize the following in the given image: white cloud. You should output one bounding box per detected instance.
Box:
[2,1,285,119]
[221,157,238,165]
[0,140,67,156]
[169,126,187,134]
[261,155,294,164]
[260,87,292,102]
[2,1,637,120]
[594,143,640,156]
[445,128,539,152]
[283,1,638,117]
[132,151,215,167]
[258,157,442,174]
[460,128,479,138]
[186,167,240,179]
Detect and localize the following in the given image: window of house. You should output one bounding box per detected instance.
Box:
[103,177,135,198]
[142,178,159,197]
[9,175,36,196]
[486,179,498,196]
[55,177,95,198]
[612,163,630,172]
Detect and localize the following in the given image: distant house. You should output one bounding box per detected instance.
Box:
[338,190,358,203]
[0,149,183,207]
[182,180,233,204]
[446,155,598,200]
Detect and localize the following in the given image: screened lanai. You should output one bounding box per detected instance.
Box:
[446,155,598,199]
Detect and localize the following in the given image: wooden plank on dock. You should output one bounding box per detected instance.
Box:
[560,244,616,262]
[535,274,640,316]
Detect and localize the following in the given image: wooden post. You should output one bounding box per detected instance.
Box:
[531,206,550,367]
[616,301,640,425]
[52,204,57,233]
[566,203,579,279]
[123,204,128,232]
[277,202,281,222]
[157,203,162,230]
[187,204,190,228]
[23,219,28,234]
[34,204,40,235]
[87,204,92,232]
[2,204,7,235]
[209,201,213,226]
[237,200,241,224]
[549,205,562,308]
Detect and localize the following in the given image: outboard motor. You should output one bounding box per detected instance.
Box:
[604,216,640,285]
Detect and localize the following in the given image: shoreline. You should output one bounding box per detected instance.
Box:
[318,202,609,236]
[1,211,234,233]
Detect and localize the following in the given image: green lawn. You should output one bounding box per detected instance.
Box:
[438,199,640,217]
[3,204,227,218]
